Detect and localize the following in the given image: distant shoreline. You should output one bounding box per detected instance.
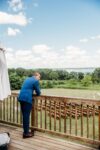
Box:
[53,67,96,73]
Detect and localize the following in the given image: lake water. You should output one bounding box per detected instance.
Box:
[54,67,95,73]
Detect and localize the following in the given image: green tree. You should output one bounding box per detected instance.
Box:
[81,75,92,86]
[57,70,69,80]
[9,73,25,90]
[69,72,78,80]
[77,72,84,81]
[49,71,59,80]
[92,68,100,83]
[16,68,26,77]
[8,68,16,75]
[38,69,52,80]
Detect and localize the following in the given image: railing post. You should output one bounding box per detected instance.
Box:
[98,106,100,141]
[0,101,2,120]
[31,98,35,133]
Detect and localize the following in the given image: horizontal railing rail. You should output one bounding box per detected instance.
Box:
[0,93,100,146]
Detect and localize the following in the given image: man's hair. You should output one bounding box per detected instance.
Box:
[33,72,40,76]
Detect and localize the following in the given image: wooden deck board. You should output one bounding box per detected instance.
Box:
[0,123,97,150]
[9,146,22,150]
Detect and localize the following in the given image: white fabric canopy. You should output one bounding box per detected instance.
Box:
[0,48,11,101]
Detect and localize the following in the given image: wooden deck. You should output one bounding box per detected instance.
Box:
[0,123,98,150]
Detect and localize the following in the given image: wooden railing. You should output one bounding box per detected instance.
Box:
[0,93,22,126]
[0,93,100,146]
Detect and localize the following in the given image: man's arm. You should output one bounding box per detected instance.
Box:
[34,80,41,96]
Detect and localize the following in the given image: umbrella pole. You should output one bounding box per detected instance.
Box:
[0,101,2,120]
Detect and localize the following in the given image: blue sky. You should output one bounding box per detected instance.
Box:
[0,0,100,68]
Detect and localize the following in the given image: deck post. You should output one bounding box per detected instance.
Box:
[31,98,35,133]
[99,106,100,141]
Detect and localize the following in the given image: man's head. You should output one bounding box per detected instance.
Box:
[33,72,41,80]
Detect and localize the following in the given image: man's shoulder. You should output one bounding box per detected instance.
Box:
[31,76,38,82]
[25,76,34,81]
[23,77,33,84]
[26,76,38,83]
[24,76,38,83]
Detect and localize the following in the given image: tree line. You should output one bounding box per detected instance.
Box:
[8,68,100,90]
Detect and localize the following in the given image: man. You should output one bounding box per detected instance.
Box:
[18,72,41,138]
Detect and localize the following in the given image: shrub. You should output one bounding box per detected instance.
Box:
[46,81,53,88]
[69,79,77,85]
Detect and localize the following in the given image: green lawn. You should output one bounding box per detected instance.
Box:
[41,88,100,100]
[37,110,99,140]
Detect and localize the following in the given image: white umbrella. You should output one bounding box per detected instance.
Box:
[0,47,11,101]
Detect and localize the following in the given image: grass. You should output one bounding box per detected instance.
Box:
[36,110,99,140]
[41,80,100,90]
[41,88,100,100]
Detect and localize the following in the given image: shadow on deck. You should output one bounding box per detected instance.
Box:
[0,123,97,150]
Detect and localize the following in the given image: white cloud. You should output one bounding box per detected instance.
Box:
[97,49,100,54]
[5,45,100,68]
[60,46,85,62]
[7,27,21,36]
[65,46,86,56]
[0,11,28,26]
[79,38,89,43]
[32,44,51,54]
[5,48,15,68]
[6,48,14,52]
[80,35,100,43]
[61,46,89,68]
[96,35,100,39]
[90,35,100,40]
[90,36,96,40]
[8,0,23,12]
[15,50,32,56]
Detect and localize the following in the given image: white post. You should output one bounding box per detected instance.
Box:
[0,101,2,120]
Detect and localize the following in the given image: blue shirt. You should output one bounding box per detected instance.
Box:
[18,76,41,104]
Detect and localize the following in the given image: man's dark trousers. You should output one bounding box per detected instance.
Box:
[20,101,32,134]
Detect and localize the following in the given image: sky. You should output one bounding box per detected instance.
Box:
[0,0,100,68]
